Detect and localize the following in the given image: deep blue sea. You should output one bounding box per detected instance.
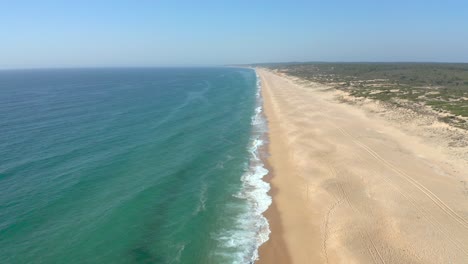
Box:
[0,67,270,263]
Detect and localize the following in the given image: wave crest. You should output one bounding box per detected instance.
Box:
[212,70,271,263]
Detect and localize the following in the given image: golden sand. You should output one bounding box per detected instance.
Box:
[256,68,468,264]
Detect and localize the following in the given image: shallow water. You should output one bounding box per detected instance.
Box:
[0,67,270,263]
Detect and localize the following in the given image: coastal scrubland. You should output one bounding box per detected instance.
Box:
[261,63,468,129]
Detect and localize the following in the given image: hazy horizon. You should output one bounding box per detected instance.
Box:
[2,0,468,69]
[3,61,468,71]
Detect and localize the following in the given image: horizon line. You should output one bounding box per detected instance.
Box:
[1,60,468,71]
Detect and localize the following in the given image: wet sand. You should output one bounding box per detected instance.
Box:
[256,68,468,264]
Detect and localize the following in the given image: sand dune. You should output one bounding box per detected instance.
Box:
[257,69,468,264]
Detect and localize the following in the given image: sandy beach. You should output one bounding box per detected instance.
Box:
[256,68,468,263]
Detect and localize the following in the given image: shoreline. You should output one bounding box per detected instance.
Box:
[256,69,322,263]
[256,68,468,263]
[256,68,291,263]
[256,118,291,263]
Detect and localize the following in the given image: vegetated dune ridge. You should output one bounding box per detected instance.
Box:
[256,68,468,264]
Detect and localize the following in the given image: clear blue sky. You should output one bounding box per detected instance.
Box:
[1,0,467,68]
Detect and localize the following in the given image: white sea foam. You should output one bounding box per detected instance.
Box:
[212,70,271,263]
[193,183,208,215]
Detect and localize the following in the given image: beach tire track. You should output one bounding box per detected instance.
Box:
[355,147,468,258]
[335,125,468,230]
[340,179,384,264]
[340,181,382,264]
[334,125,468,257]
[322,196,344,264]
[321,161,344,264]
[356,140,468,229]
[323,160,383,264]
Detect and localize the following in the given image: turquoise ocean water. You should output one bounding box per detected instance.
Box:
[0,68,270,263]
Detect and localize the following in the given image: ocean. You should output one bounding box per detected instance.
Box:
[0,67,270,263]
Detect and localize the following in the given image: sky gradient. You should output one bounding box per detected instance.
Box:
[1,0,468,68]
